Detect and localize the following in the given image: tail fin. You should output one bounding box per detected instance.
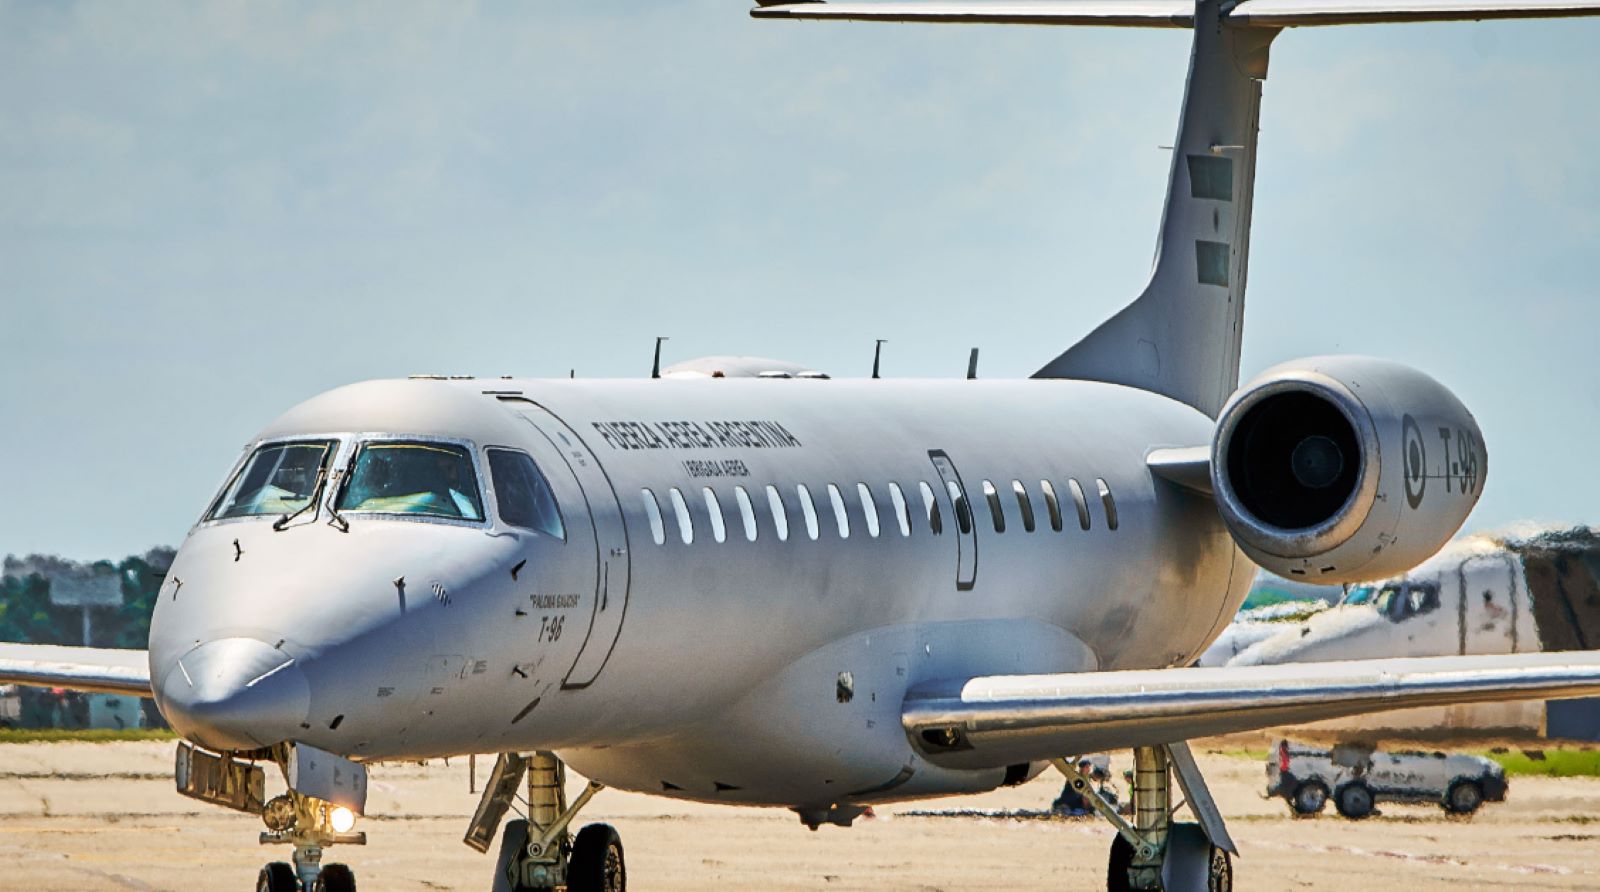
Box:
[1032,9,1277,418]
[753,0,1600,417]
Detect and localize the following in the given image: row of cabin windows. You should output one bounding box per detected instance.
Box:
[639,477,1118,546]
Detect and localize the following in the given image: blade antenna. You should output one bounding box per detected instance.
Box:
[651,336,670,379]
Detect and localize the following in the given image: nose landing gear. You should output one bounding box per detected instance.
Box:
[255,758,365,891]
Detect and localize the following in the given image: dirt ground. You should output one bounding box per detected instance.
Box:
[2,738,1598,891]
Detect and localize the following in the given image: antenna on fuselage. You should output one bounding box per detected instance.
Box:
[651,337,669,379]
[967,348,980,380]
[872,339,887,379]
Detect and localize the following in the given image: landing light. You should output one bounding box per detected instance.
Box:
[329,805,356,834]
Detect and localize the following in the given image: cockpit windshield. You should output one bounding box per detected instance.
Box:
[208,440,338,520]
[335,441,485,522]
[1343,585,1377,607]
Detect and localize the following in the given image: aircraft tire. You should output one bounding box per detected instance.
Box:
[1334,782,1375,820]
[568,823,626,892]
[1445,780,1484,815]
[1291,781,1329,816]
[256,862,297,892]
[1106,833,1135,891]
[1206,846,1233,892]
[312,863,356,892]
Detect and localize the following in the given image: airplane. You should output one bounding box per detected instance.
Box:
[1201,527,1600,741]
[6,1,1600,891]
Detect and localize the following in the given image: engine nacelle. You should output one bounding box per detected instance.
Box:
[1211,356,1486,584]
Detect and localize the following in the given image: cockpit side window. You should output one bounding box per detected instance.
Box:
[1407,582,1441,616]
[208,440,337,520]
[486,448,564,540]
[336,441,485,522]
[1375,583,1411,621]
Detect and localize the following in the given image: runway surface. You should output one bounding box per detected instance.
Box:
[2,739,1597,890]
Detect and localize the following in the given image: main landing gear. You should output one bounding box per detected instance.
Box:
[1056,743,1235,892]
[467,751,624,892]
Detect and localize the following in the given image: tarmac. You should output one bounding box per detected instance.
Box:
[1,738,1598,890]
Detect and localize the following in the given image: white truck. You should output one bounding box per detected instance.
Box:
[1266,740,1507,818]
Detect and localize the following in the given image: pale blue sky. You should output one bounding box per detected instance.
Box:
[2,1,1596,559]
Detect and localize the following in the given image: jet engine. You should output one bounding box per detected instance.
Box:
[1211,355,1486,584]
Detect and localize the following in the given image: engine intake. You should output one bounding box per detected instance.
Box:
[1212,356,1485,583]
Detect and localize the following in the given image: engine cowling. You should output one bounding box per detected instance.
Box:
[1211,355,1486,584]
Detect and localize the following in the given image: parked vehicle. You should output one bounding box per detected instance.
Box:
[0,684,19,728]
[1266,740,1506,818]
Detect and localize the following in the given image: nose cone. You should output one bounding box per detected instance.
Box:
[157,637,310,752]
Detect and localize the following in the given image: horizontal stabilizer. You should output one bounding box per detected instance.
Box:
[0,643,151,697]
[753,0,1600,26]
[1230,0,1600,24]
[903,652,1600,769]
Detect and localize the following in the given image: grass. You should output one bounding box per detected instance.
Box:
[1204,743,1600,777]
[1482,748,1600,778]
[0,727,177,744]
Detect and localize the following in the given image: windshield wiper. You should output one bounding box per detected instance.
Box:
[326,498,350,533]
[272,465,330,532]
[325,466,351,533]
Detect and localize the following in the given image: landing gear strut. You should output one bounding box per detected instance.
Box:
[1055,743,1234,892]
[472,751,624,892]
[254,748,365,892]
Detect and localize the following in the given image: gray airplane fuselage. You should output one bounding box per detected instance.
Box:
[148,376,1250,809]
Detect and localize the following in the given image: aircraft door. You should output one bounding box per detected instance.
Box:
[928,450,977,591]
[1459,552,1519,655]
[503,400,632,690]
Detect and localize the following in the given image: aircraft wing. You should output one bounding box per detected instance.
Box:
[751,1,1196,26]
[0,643,152,697]
[751,0,1600,26]
[903,652,1600,769]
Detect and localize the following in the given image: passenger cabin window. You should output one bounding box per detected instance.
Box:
[945,481,974,535]
[827,483,850,539]
[336,441,484,522]
[642,489,666,546]
[1096,477,1119,531]
[1013,480,1036,533]
[668,487,694,544]
[703,487,727,543]
[797,484,821,541]
[209,439,337,520]
[734,486,758,542]
[486,448,564,539]
[919,481,943,535]
[982,480,1006,533]
[1067,478,1092,530]
[766,485,790,541]
[857,483,881,538]
[888,482,912,537]
[1040,479,1063,532]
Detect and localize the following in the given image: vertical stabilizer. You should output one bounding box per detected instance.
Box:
[1033,6,1279,418]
